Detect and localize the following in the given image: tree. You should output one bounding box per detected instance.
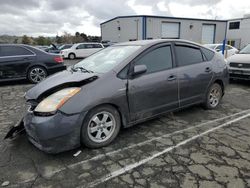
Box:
[22,35,32,44]
[36,36,46,45]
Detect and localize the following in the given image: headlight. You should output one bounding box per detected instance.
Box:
[34,87,81,113]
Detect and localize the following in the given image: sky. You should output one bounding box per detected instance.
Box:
[0,0,250,37]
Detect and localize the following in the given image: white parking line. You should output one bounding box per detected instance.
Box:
[42,109,250,178]
[68,109,250,168]
[12,109,250,185]
[87,112,250,187]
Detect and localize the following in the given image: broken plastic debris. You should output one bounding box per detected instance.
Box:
[1,181,10,187]
[73,150,82,157]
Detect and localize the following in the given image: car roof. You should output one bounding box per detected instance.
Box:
[0,44,32,47]
[113,39,203,47]
[74,42,102,45]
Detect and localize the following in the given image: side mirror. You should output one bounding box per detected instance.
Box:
[132,65,147,76]
[216,49,220,52]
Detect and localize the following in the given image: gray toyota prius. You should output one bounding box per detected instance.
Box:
[6,39,228,153]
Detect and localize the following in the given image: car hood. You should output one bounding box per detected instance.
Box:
[26,70,98,100]
[227,54,250,63]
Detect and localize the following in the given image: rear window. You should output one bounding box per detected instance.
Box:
[0,46,33,56]
[201,47,215,61]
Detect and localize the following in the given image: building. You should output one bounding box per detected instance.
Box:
[227,15,250,49]
[101,15,227,45]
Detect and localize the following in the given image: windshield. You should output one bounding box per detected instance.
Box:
[74,45,141,73]
[204,44,217,49]
[239,44,250,54]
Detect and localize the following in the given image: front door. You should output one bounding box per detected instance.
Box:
[128,44,179,122]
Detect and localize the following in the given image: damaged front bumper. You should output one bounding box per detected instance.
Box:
[4,118,25,139]
[5,110,86,154]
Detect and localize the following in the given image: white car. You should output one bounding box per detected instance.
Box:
[204,44,238,58]
[61,43,104,59]
[227,44,250,80]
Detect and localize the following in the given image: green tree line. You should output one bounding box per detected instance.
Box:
[20,32,101,45]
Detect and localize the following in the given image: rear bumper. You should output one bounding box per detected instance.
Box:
[47,65,66,75]
[23,111,86,153]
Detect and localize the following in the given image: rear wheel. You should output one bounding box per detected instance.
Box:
[81,105,121,148]
[204,83,223,109]
[68,53,76,60]
[27,66,47,84]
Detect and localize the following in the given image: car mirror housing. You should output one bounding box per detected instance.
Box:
[132,65,147,76]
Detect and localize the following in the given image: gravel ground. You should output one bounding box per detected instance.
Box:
[0,60,250,187]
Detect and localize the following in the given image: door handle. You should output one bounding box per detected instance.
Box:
[167,75,176,81]
[205,67,212,73]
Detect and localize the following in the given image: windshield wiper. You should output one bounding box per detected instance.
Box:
[71,66,94,73]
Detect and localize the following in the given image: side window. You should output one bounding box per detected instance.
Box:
[93,44,102,48]
[118,65,129,79]
[85,44,94,49]
[134,46,172,74]
[201,47,215,61]
[0,46,33,56]
[175,45,203,66]
[76,44,85,49]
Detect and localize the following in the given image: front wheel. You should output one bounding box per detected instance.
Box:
[204,83,223,109]
[81,105,121,148]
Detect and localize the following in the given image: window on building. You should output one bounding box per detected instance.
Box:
[175,45,203,66]
[229,22,240,30]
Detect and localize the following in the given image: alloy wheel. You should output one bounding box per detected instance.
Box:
[209,87,221,108]
[87,111,116,143]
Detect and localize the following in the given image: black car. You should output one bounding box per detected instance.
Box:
[45,44,73,54]
[0,44,66,83]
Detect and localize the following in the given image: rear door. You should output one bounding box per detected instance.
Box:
[0,46,35,80]
[174,43,213,107]
[128,43,179,122]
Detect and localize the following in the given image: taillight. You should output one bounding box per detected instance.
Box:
[54,56,63,63]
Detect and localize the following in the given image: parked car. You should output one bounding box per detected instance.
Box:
[204,44,238,57]
[0,44,66,83]
[61,43,104,59]
[227,44,250,80]
[36,45,50,51]
[45,44,73,54]
[5,39,228,153]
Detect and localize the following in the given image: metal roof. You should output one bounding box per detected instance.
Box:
[100,15,227,25]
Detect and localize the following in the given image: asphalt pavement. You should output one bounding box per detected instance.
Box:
[0,60,250,188]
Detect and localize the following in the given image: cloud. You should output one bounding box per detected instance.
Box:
[0,0,249,37]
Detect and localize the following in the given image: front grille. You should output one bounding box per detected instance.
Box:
[230,62,250,68]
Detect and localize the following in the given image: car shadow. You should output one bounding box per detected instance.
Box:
[229,79,250,87]
[0,79,32,87]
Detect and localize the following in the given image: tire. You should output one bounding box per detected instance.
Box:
[204,83,223,109]
[27,66,48,84]
[68,53,76,60]
[81,105,121,148]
